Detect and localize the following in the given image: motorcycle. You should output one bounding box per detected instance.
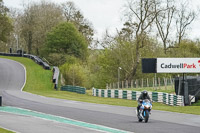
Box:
[137,99,152,123]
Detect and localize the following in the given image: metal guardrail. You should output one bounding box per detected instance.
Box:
[0,52,60,91]
[0,53,50,70]
[52,66,59,89]
[24,54,50,70]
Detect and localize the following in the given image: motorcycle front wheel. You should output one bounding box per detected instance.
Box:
[144,110,149,123]
[138,118,142,122]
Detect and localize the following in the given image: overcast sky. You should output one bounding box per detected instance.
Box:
[3,0,200,41]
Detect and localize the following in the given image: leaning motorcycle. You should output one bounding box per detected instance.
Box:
[137,99,152,123]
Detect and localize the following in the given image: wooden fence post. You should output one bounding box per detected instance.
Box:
[136,79,138,88]
[153,78,154,89]
[170,76,173,85]
[118,82,119,89]
[164,78,167,90]
[155,77,157,91]
[131,80,133,88]
[158,78,161,89]
[142,79,143,88]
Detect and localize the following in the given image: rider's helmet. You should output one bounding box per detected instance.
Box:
[142,91,148,97]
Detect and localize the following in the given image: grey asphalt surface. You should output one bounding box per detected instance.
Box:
[0,112,98,133]
[0,58,102,133]
[0,58,200,133]
[0,58,25,94]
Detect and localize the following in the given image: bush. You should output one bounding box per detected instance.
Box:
[45,22,88,60]
[60,62,91,89]
[47,53,66,66]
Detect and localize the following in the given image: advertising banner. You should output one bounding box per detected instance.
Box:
[157,58,200,73]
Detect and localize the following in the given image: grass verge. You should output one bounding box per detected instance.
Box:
[0,128,14,133]
[0,56,53,93]
[1,56,200,115]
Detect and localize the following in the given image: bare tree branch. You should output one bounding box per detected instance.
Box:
[155,0,176,54]
[176,2,196,45]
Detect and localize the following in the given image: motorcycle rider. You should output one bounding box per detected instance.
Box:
[137,91,151,116]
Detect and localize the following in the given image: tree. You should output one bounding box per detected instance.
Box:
[176,1,196,45]
[19,1,63,55]
[19,3,34,54]
[170,40,200,57]
[0,0,13,42]
[155,0,175,54]
[123,0,162,79]
[93,34,163,88]
[60,62,90,88]
[45,22,88,60]
[61,1,94,46]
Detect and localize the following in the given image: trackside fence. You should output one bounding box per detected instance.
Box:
[107,77,174,90]
[92,88,184,106]
[61,85,86,94]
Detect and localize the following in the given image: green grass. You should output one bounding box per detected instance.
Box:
[0,56,54,93]
[192,100,200,106]
[1,56,200,115]
[0,128,14,133]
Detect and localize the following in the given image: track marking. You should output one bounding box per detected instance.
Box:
[12,59,27,91]
[0,58,27,91]
[0,106,132,133]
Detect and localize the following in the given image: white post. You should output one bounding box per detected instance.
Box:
[118,67,122,89]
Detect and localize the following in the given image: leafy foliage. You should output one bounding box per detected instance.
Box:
[0,0,13,42]
[3,0,200,90]
[170,40,200,57]
[47,53,66,66]
[60,56,90,88]
[62,1,94,45]
[19,1,63,54]
[45,22,88,60]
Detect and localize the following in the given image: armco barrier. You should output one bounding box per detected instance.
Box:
[0,53,50,70]
[52,66,59,89]
[61,85,86,94]
[0,52,60,90]
[24,54,50,70]
[92,88,184,106]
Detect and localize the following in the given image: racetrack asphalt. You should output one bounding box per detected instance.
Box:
[0,58,200,133]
